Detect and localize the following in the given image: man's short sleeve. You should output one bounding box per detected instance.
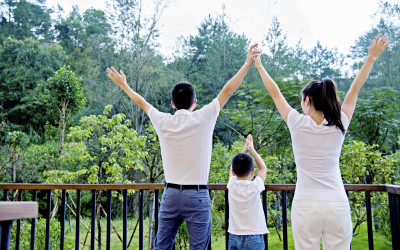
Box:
[197,98,220,122]
[253,176,265,193]
[148,106,167,132]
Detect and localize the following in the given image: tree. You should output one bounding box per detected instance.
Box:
[44,105,147,249]
[347,87,400,152]
[0,37,66,132]
[306,41,344,81]
[53,5,84,53]
[262,17,306,79]
[44,65,86,156]
[106,0,169,134]
[180,11,250,104]
[0,0,52,42]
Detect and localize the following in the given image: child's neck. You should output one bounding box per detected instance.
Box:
[236,175,253,181]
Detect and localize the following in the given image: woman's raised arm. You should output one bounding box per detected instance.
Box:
[342,34,389,121]
[255,54,293,122]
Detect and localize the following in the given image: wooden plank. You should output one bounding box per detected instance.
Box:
[0,202,38,221]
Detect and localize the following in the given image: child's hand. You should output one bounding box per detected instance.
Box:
[242,134,254,153]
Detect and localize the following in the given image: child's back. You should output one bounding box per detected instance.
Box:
[227,135,269,249]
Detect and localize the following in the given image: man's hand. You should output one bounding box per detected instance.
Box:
[107,67,128,89]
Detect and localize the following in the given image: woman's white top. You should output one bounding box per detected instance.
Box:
[287,109,350,201]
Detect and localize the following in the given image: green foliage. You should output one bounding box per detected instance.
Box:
[224,78,303,154]
[9,218,71,249]
[44,105,148,187]
[347,87,400,152]
[340,140,396,237]
[0,37,66,132]
[0,0,52,42]
[44,65,86,118]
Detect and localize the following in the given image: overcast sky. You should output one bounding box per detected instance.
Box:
[48,0,394,58]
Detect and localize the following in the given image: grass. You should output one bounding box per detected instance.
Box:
[60,218,392,249]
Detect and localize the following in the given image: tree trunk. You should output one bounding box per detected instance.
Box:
[59,101,68,157]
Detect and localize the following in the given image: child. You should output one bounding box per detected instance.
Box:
[227,134,269,249]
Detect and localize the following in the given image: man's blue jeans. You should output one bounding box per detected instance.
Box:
[228,234,265,250]
[153,187,212,250]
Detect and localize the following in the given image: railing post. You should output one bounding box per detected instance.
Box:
[282,191,288,250]
[3,189,8,201]
[30,190,37,250]
[389,193,400,249]
[16,189,22,250]
[75,189,81,250]
[139,190,144,250]
[123,189,127,249]
[45,190,51,250]
[225,190,229,250]
[365,191,374,250]
[91,190,96,250]
[262,190,268,249]
[107,190,111,250]
[60,190,66,250]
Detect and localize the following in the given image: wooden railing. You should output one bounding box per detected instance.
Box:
[0,183,399,250]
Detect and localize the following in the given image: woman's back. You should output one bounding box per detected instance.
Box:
[287,109,350,201]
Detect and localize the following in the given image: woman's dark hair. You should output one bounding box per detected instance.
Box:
[301,79,345,134]
[232,153,254,177]
[171,82,196,110]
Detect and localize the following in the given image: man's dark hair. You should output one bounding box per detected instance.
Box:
[171,82,196,110]
[232,153,254,177]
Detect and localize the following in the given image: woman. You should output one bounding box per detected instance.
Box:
[254,34,389,249]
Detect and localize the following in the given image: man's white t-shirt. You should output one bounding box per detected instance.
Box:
[287,109,350,201]
[148,98,220,185]
[227,176,269,235]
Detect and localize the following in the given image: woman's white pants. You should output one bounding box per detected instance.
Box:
[291,199,352,250]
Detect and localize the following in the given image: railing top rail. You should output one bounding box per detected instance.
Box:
[385,184,400,195]
[0,183,393,192]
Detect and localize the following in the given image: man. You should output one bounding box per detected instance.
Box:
[107,44,260,249]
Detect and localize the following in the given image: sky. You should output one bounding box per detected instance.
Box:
[48,0,393,58]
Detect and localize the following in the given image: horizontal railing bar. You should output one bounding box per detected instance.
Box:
[0,183,390,191]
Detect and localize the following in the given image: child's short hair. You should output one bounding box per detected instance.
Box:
[232,153,254,177]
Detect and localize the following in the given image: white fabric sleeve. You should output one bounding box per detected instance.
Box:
[227,176,236,190]
[253,176,265,193]
[341,111,350,130]
[197,98,221,122]
[287,109,300,129]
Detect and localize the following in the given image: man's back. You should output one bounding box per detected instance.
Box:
[148,98,220,185]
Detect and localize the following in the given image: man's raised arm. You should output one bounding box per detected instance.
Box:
[107,67,151,115]
[217,44,260,109]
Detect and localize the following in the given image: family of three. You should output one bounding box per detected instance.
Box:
[107,34,389,250]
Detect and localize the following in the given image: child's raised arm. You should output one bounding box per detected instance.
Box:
[245,134,267,182]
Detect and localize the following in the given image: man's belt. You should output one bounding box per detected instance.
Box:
[165,183,208,190]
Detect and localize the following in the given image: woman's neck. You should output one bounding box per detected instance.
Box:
[308,110,325,125]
